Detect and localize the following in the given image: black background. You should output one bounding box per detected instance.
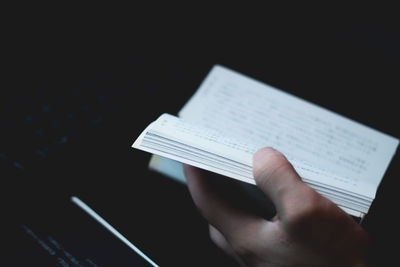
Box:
[2,5,400,266]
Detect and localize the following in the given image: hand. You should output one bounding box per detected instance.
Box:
[184,147,371,267]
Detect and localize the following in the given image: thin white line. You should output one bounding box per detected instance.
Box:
[70,196,159,267]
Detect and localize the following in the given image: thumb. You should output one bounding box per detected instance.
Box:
[253,147,308,218]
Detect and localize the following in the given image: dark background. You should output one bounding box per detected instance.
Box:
[2,6,399,266]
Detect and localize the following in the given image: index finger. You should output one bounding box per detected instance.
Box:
[184,164,263,243]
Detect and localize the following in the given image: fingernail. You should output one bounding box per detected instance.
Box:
[253,147,276,163]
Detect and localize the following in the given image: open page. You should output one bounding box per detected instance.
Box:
[178,65,399,199]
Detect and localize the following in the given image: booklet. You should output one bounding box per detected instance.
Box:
[132,65,399,218]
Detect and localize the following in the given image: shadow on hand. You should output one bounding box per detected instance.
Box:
[203,172,276,220]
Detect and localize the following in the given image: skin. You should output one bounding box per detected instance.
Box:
[184,147,372,267]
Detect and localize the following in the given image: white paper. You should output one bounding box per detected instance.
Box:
[178,65,399,198]
[133,64,399,216]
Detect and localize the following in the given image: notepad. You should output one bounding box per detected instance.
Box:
[132,65,399,217]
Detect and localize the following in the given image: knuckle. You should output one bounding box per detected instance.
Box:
[230,235,264,267]
[230,237,256,260]
[228,224,257,256]
[208,226,223,247]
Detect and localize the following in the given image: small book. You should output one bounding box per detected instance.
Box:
[132,65,399,218]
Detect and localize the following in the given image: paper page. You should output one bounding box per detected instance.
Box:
[178,65,399,198]
[134,114,256,184]
[137,114,254,166]
[135,114,368,201]
[134,113,373,215]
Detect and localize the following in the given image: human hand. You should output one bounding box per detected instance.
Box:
[184,147,371,267]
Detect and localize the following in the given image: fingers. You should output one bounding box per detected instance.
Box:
[209,224,234,256]
[184,164,262,242]
[252,147,313,219]
[209,224,247,267]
